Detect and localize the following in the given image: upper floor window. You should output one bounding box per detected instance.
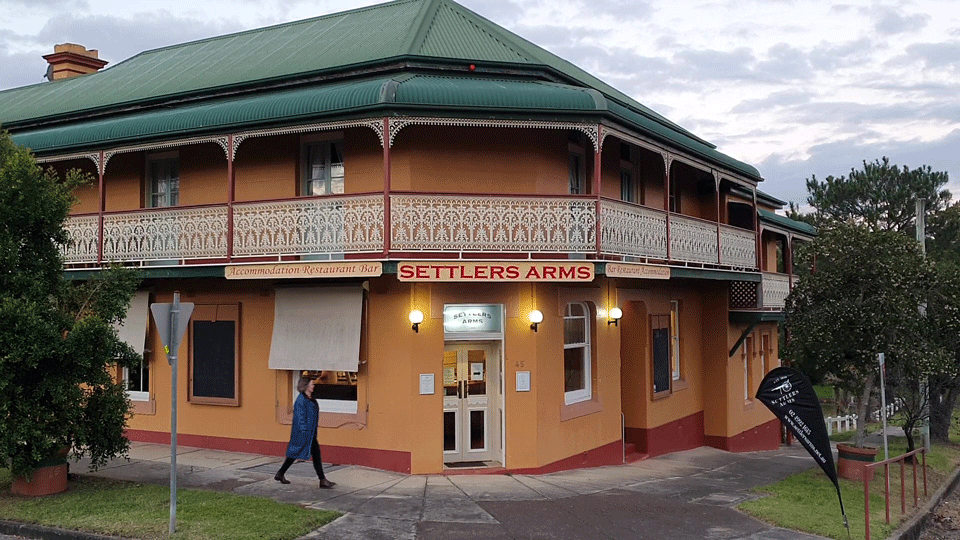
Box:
[147,154,179,208]
[620,170,635,203]
[668,168,679,213]
[569,153,585,195]
[563,302,592,404]
[619,143,644,204]
[302,138,344,196]
[568,133,586,195]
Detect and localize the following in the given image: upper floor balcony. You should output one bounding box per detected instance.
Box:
[63,192,758,270]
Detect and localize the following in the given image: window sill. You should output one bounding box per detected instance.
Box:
[189,397,240,407]
[743,399,755,410]
[278,405,367,429]
[560,397,602,422]
[672,378,689,392]
[130,398,156,415]
[652,390,671,401]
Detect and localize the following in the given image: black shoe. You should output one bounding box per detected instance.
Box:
[274,474,290,484]
[318,478,335,489]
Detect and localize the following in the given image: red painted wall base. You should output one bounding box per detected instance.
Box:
[625,414,781,457]
[704,418,781,452]
[125,429,413,473]
[505,439,624,475]
[625,411,705,458]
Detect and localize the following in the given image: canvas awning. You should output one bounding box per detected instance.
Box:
[268,286,363,372]
[113,290,150,355]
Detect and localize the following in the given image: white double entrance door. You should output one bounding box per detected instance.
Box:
[442,342,501,464]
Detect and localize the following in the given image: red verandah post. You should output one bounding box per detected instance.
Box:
[864,472,871,540]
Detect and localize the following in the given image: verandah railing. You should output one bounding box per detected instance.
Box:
[63,193,757,268]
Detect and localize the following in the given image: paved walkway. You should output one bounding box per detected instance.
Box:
[67,442,831,540]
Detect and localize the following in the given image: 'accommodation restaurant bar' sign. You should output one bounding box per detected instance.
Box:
[225,261,383,279]
[398,261,594,282]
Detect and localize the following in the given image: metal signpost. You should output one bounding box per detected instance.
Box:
[149,293,194,535]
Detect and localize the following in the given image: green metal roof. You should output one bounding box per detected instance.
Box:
[758,209,817,237]
[0,0,763,181]
[10,75,608,154]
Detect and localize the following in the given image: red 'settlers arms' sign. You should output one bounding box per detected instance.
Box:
[398,261,594,282]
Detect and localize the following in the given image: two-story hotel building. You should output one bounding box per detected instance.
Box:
[0,0,815,474]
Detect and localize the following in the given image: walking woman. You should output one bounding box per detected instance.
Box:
[275,374,336,489]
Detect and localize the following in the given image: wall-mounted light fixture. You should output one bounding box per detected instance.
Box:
[529,309,543,332]
[409,310,424,333]
[607,307,623,326]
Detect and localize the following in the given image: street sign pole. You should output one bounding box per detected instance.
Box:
[149,293,194,536]
[169,293,179,535]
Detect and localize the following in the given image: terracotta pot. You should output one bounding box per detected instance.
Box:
[10,447,70,496]
[836,443,878,481]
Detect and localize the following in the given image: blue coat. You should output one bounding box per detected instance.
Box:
[285,392,319,460]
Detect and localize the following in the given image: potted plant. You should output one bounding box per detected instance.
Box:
[0,131,140,495]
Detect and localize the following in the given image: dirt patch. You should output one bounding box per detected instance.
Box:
[920,486,960,540]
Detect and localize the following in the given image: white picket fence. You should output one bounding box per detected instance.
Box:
[825,399,903,436]
[826,414,858,436]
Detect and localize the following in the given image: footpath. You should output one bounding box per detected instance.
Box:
[10,442,834,540]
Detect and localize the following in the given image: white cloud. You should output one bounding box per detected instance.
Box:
[0,0,956,208]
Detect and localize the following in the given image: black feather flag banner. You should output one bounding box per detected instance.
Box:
[756,367,847,526]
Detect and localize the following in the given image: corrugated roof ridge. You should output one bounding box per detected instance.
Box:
[431,0,710,148]
[415,0,532,62]
[403,0,442,56]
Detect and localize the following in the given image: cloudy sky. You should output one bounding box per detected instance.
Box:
[1,0,958,208]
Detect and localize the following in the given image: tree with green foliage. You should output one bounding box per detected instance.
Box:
[805,156,950,234]
[785,224,940,448]
[792,157,960,446]
[0,130,140,477]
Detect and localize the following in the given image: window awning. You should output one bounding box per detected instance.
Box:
[268,286,363,372]
[113,290,150,355]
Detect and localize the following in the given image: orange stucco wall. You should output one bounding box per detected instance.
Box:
[618,280,782,452]
[127,276,628,474]
[391,126,570,195]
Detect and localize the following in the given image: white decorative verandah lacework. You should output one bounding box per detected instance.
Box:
[669,214,719,265]
[63,215,100,263]
[599,200,667,259]
[102,207,228,262]
[232,195,384,256]
[719,225,756,269]
[761,272,792,309]
[391,195,595,253]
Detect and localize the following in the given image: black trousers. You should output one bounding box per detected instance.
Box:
[277,438,326,479]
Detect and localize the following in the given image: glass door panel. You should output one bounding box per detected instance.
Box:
[443,342,499,463]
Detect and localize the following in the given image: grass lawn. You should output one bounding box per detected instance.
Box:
[0,470,339,540]
[740,427,960,540]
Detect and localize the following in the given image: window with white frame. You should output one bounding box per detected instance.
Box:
[124,354,150,402]
[670,300,681,380]
[293,370,358,414]
[147,153,179,208]
[563,302,592,404]
[302,138,344,196]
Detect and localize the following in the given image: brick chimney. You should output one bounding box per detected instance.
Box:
[43,43,108,81]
